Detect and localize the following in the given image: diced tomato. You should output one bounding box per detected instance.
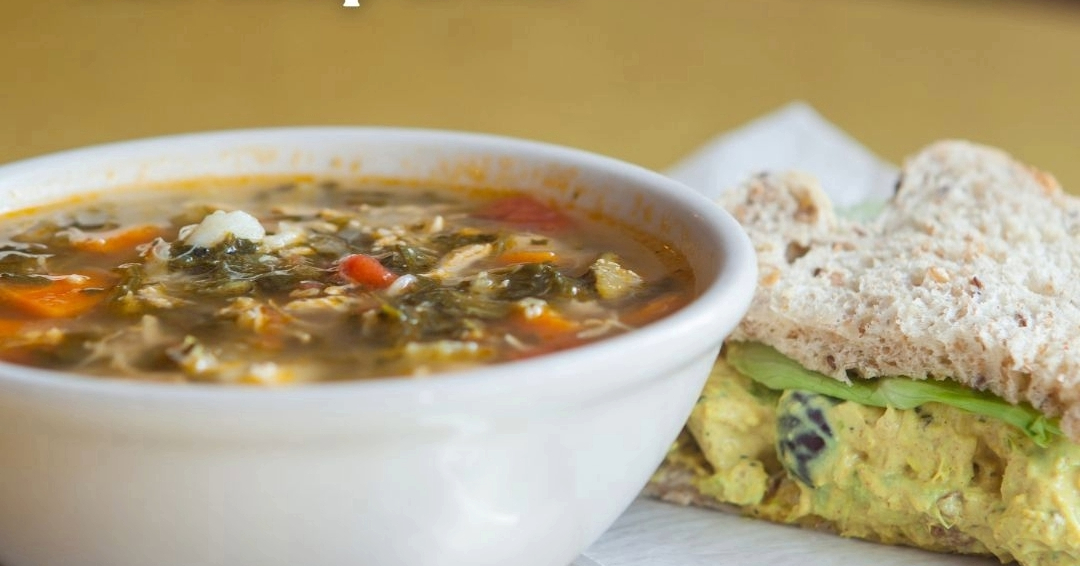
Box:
[338,254,398,289]
[473,196,572,232]
[0,271,114,319]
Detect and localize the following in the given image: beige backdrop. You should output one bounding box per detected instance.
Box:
[3,0,1079,190]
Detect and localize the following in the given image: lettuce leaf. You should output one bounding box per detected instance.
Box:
[726,341,1063,447]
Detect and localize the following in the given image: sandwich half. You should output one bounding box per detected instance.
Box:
[646,141,1080,566]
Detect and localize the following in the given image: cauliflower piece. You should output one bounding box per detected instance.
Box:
[181,210,266,248]
[590,253,644,300]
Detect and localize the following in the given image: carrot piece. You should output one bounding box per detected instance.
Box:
[68,224,164,254]
[338,254,398,289]
[0,319,25,336]
[473,196,572,232]
[496,250,558,265]
[527,308,578,336]
[619,293,688,327]
[512,303,580,341]
[0,272,113,318]
[506,319,585,360]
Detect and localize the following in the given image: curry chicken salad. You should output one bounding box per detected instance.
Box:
[0,181,693,383]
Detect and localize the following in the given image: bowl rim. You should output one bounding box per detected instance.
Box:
[0,126,757,416]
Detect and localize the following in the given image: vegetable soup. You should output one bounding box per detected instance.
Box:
[0,180,695,384]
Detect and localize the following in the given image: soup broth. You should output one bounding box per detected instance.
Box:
[0,180,694,384]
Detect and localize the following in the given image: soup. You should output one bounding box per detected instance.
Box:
[0,180,694,384]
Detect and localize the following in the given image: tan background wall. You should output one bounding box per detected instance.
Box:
[3,0,1079,190]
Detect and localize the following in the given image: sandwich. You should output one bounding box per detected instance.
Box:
[646,140,1080,566]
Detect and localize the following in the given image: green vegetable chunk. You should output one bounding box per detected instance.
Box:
[726,341,1063,447]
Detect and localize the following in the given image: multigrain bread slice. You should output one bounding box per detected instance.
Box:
[645,141,1080,565]
[721,140,1080,442]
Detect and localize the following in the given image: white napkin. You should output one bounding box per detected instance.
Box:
[663,101,898,203]
[572,103,994,566]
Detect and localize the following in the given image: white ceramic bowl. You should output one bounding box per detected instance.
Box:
[0,128,756,566]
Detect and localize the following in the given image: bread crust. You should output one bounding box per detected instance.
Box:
[720,140,1080,442]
